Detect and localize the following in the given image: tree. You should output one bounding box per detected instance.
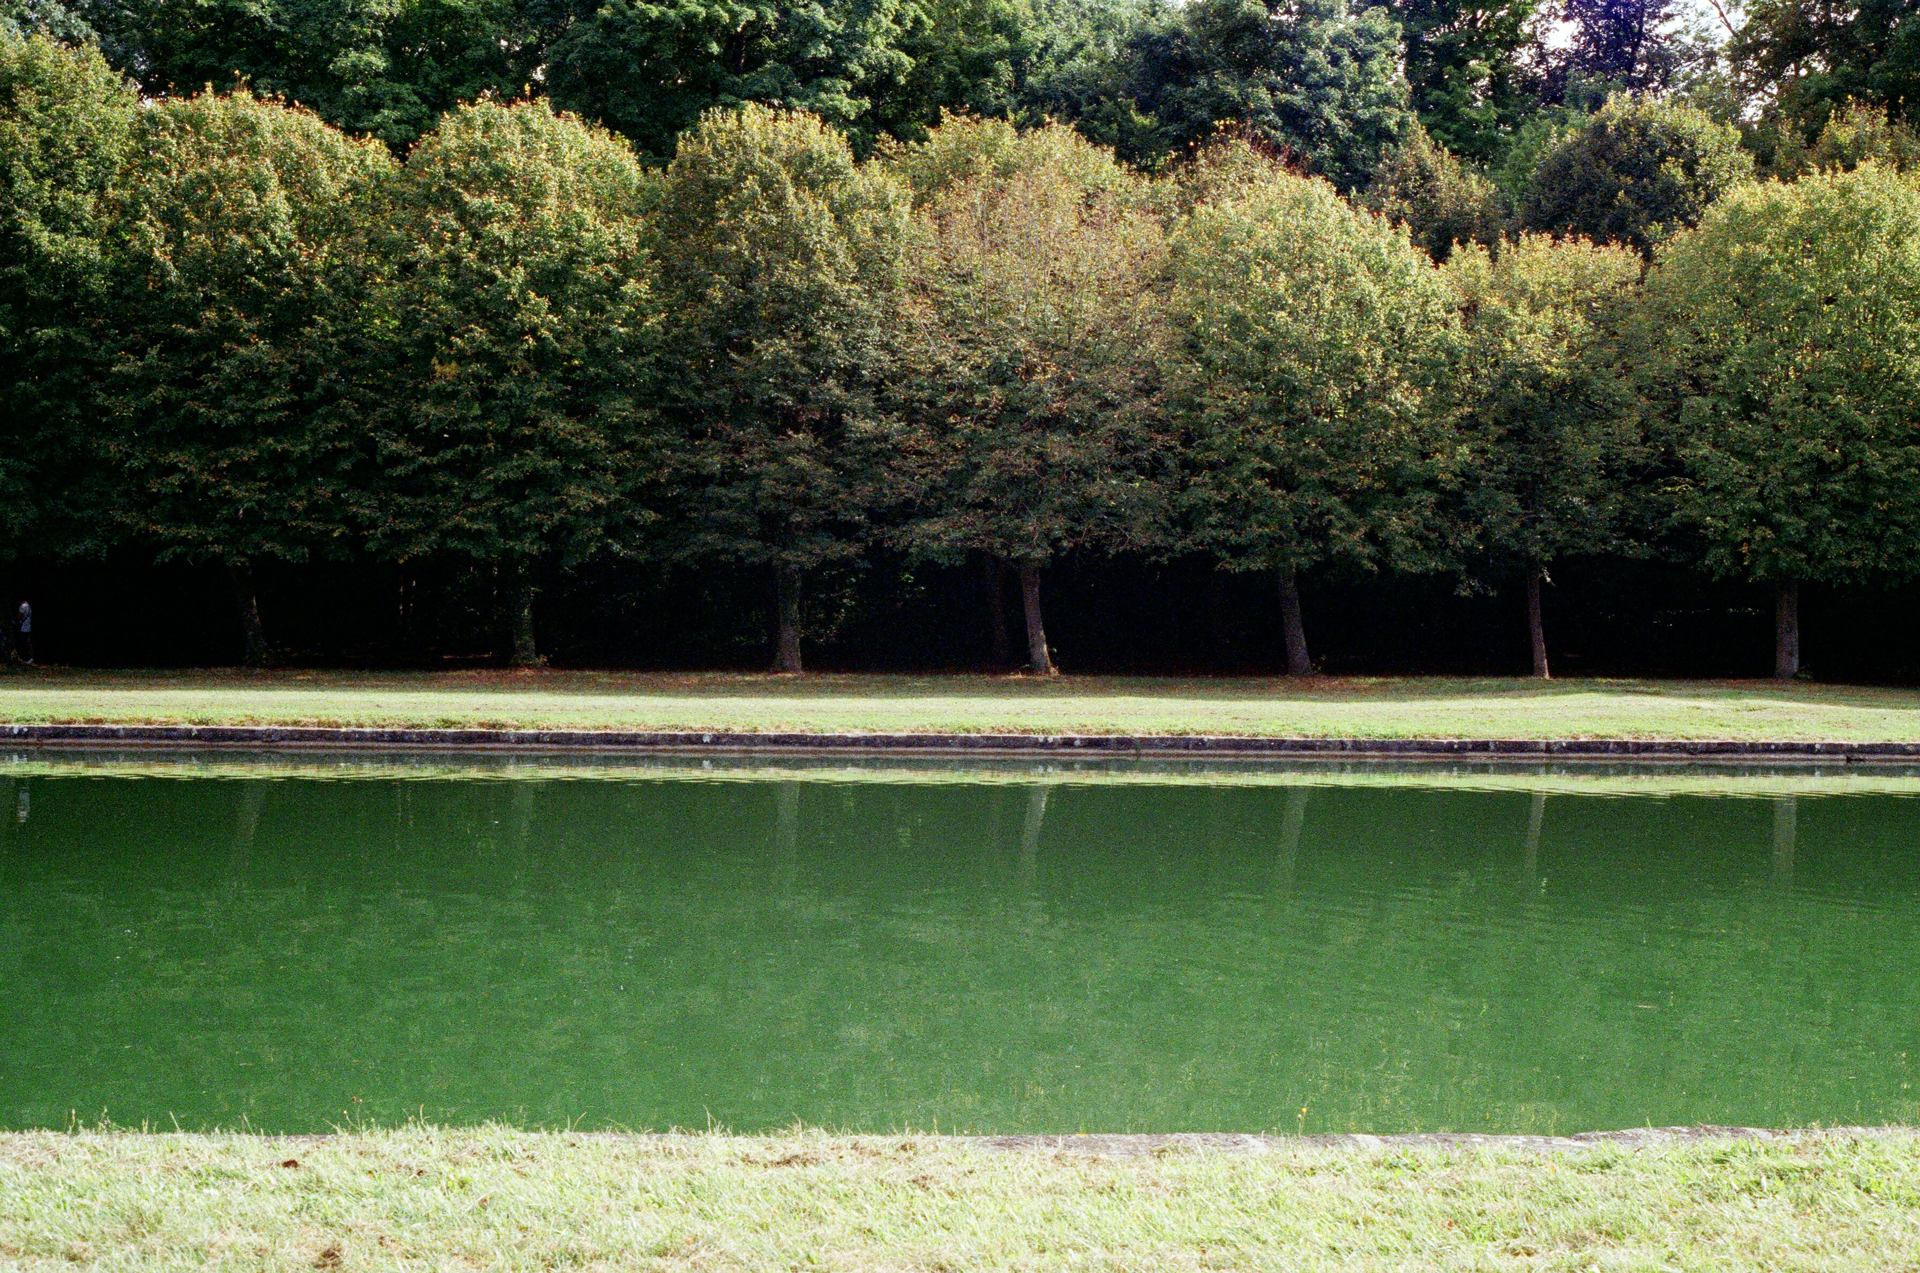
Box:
[1361,120,1507,261]
[1642,165,1920,678]
[1549,0,1687,97]
[890,118,1168,674]
[651,105,910,673]
[1167,151,1461,675]
[536,0,924,161]
[1443,233,1644,677]
[1091,0,1415,189]
[1808,100,1920,171]
[370,100,658,666]
[76,0,538,149]
[100,90,391,665]
[1385,0,1544,161]
[1731,0,1918,133]
[1,0,96,42]
[0,31,134,568]
[1520,94,1753,255]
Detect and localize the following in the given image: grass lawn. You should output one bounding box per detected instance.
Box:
[5,668,1920,740]
[1,1128,1915,1270]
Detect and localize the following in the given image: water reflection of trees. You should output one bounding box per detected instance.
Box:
[4,776,1918,1134]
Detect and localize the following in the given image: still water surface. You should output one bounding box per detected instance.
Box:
[4,757,1918,1134]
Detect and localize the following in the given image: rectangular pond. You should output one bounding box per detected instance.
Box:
[3,753,1918,1135]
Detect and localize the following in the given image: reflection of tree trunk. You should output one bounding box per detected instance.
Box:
[510,782,536,857]
[1270,787,1310,896]
[1772,796,1797,886]
[1526,568,1550,680]
[773,565,804,674]
[1774,580,1800,679]
[1018,566,1053,675]
[1277,569,1311,677]
[775,782,801,895]
[1524,791,1545,886]
[229,561,269,667]
[983,556,1012,668]
[228,783,263,900]
[1018,783,1051,898]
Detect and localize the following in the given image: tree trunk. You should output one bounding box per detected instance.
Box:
[502,559,538,667]
[228,562,269,667]
[1773,580,1800,679]
[772,565,804,674]
[983,556,1012,668]
[1017,564,1054,675]
[1276,568,1312,677]
[1526,566,1550,680]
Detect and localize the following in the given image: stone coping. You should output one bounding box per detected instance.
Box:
[7,721,1920,761]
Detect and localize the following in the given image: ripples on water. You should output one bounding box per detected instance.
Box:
[2,753,1916,1135]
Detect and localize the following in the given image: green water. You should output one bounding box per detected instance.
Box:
[4,757,1918,1135]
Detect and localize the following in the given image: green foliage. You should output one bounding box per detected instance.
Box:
[368,100,658,576]
[1361,120,1507,261]
[0,30,134,557]
[1520,95,1753,255]
[890,118,1168,571]
[100,90,392,572]
[1731,0,1918,134]
[1644,165,1920,590]
[651,104,910,582]
[1089,0,1415,190]
[1167,160,1462,579]
[1808,101,1920,172]
[0,0,95,42]
[1385,0,1543,162]
[1443,232,1645,578]
[81,0,537,149]
[537,0,923,161]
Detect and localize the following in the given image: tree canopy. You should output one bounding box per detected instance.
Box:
[99,89,391,662]
[651,103,911,671]
[1520,94,1753,254]
[1644,164,1920,676]
[369,99,658,664]
[1167,150,1461,673]
[891,117,1168,672]
[1444,232,1645,676]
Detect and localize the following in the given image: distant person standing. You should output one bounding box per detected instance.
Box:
[15,598,31,664]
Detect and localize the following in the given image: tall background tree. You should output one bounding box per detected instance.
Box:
[100,90,392,664]
[890,117,1168,674]
[1730,0,1917,134]
[1088,0,1415,188]
[1444,232,1645,677]
[651,104,910,673]
[1167,150,1461,675]
[369,99,658,666]
[72,0,539,148]
[1644,165,1920,678]
[535,0,924,160]
[1387,0,1543,161]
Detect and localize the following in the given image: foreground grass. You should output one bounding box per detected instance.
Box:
[1,1129,1916,1270]
[6,669,1920,740]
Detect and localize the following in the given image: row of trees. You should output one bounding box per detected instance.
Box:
[4,31,1920,678]
[6,0,1915,188]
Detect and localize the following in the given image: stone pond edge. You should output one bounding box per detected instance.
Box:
[5,1126,1913,1157]
[9,722,1920,761]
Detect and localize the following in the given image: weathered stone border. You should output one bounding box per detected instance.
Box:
[21,1126,1905,1157]
[8,721,1920,761]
